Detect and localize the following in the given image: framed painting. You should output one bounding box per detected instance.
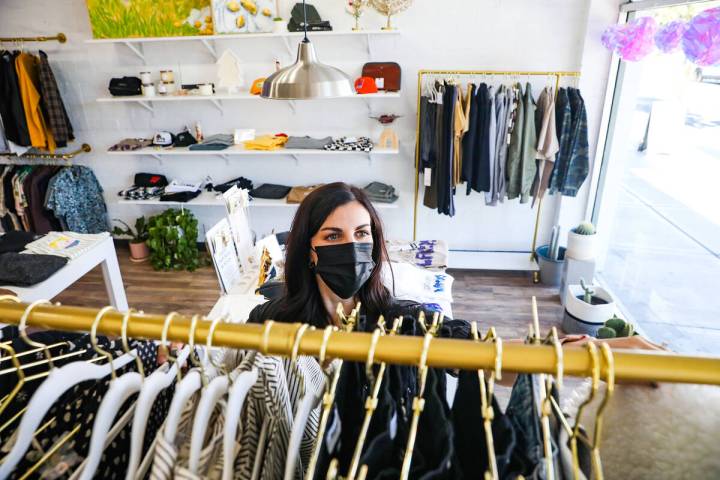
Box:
[211,0,277,34]
[86,0,214,38]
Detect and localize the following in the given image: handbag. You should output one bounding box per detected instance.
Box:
[361,62,402,92]
[250,183,292,200]
[108,76,142,96]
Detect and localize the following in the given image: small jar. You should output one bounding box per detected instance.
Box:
[198,83,213,96]
[157,82,168,95]
[142,83,156,97]
[140,71,152,84]
[160,70,174,82]
[163,81,176,94]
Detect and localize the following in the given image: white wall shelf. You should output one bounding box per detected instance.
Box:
[118,191,399,209]
[96,91,401,114]
[86,29,400,61]
[107,144,399,165]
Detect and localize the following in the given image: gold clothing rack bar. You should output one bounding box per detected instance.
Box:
[0,144,92,161]
[0,33,67,43]
[0,302,718,386]
[413,70,582,275]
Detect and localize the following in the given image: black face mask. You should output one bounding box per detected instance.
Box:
[311,242,375,299]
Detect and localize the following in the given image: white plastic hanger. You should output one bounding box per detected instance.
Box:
[125,311,191,480]
[163,315,214,444]
[284,324,323,480]
[188,316,231,474]
[222,368,258,480]
[79,308,147,480]
[0,304,137,477]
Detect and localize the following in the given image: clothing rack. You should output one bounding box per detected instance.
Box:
[0,301,718,386]
[0,143,92,164]
[0,33,67,44]
[413,70,581,275]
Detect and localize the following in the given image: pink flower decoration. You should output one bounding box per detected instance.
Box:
[601,25,623,51]
[682,7,720,66]
[617,17,658,61]
[655,20,686,53]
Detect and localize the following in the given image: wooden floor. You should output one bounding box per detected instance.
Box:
[38,246,565,337]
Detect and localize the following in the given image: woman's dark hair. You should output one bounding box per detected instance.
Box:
[278,182,392,327]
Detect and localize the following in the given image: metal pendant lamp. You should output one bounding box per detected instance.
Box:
[261,0,354,99]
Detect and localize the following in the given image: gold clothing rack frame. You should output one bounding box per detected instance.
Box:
[1,144,92,163]
[0,33,67,44]
[413,70,582,276]
[0,301,718,386]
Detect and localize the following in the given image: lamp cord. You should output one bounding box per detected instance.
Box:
[302,0,308,42]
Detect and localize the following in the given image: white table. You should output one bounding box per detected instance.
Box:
[0,236,129,311]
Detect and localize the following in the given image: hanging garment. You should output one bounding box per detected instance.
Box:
[28,165,62,233]
[451,369,517,478]
[418,95,437,171]
[37,51,74,148]
[0,51,31,146]
[506,83,538,203]
[465,83,492,195]
[485,86,497,205]
[436,84,456,216]
[423,92,445,211]
[45,166,108,233]
[561,88,589,197]
[489,85,512,205]
[548,88,572,195]
[531,88,560,207]
[460,83,479,191]
[452,85,472,187]
[15,52,56,151]
[0,115,9,153]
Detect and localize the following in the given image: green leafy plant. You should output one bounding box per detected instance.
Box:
[580,278,595,304]
[273,16,283,21]
[603,314,636,337]
[146,209,201,271]
[573,221,596,235]
[112,217,149,244]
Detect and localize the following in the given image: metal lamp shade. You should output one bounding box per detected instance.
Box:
[261,39,354,100]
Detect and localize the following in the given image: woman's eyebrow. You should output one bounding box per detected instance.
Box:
[320,227,343,232]
[355,224,371,230]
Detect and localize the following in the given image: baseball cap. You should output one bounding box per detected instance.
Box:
[250,78,266,95]
[355,76,378,94]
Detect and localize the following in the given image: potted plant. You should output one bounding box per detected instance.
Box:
[146,209,202,271]
[112,217,150,262]
[535,244,566,287]
[273,16,286,33]
[563,278,616,335]
[566,221,597,261]
[597,314,637,339]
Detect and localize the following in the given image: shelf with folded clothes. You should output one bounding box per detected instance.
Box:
[106,144,400,157]
[117,191,399,209]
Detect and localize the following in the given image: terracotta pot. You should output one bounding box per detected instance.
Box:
[129,241,150,262]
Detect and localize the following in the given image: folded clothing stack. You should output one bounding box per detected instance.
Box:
[0,231,38,254]
[250,183,292,200]
[324,136,374,152]
[284,136,333,150]
[118,173,169,200]
[287,184,324,204]
[188,134,234,151]
[160,180,202,202]
[363,181,398,203]
[24,231,110,260]
[210,176,253,193]
[0,253,68,287]
[244,134,289,151]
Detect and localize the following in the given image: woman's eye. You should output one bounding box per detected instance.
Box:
[326,233,340,241]
[355,230,371,239]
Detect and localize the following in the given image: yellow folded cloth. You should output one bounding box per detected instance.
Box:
[243,135,288,151]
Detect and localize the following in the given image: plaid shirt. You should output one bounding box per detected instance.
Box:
[549,88,589,197]
[37,51,74,147]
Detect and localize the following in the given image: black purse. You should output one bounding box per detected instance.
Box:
[287,3,332,32]
[108,76,142,96]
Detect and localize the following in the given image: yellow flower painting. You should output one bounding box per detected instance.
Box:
[86,0,214,38]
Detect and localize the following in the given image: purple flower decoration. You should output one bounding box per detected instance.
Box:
[682,7,720,66]
[617,17,658,61]
[601,24,623,51]
[655,20,686,53]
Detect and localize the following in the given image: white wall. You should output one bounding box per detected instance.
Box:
[0,0,618,259]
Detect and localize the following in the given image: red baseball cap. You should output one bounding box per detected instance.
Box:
[355,76,378,94]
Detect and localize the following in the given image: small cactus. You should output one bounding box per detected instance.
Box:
[574,222,596,235]
[597,326,617,339]
[605,315,626,334]
[580,278,595,304]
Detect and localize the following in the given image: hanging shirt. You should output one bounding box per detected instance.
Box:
[560,88,589,197]
[485,86,497,205]
[490,85,512,205]
[506,83,538,203]
[37,51,74,148]
[452,85,472,187]
[532,87,560,206]
[45,166,108,234]
[548,88,572,195]
[0,51,31,146]
[15,52,56,152]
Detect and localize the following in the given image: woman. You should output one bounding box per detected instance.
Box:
[248,182,662,352]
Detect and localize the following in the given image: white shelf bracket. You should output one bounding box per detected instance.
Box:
[368,153,374,167]
[281,36,294,58]
[291,154,299,166]
[200,38,218,60]
[137,100,154,114]
[288,100,296,114]
[210,98,223,114]
[123,41,146,62]
[150,153,163,165]
[219,154,230,165]
[366,33,374,57]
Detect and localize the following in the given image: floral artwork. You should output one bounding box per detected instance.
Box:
[85,0,214,38]
[212,0,276,34]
